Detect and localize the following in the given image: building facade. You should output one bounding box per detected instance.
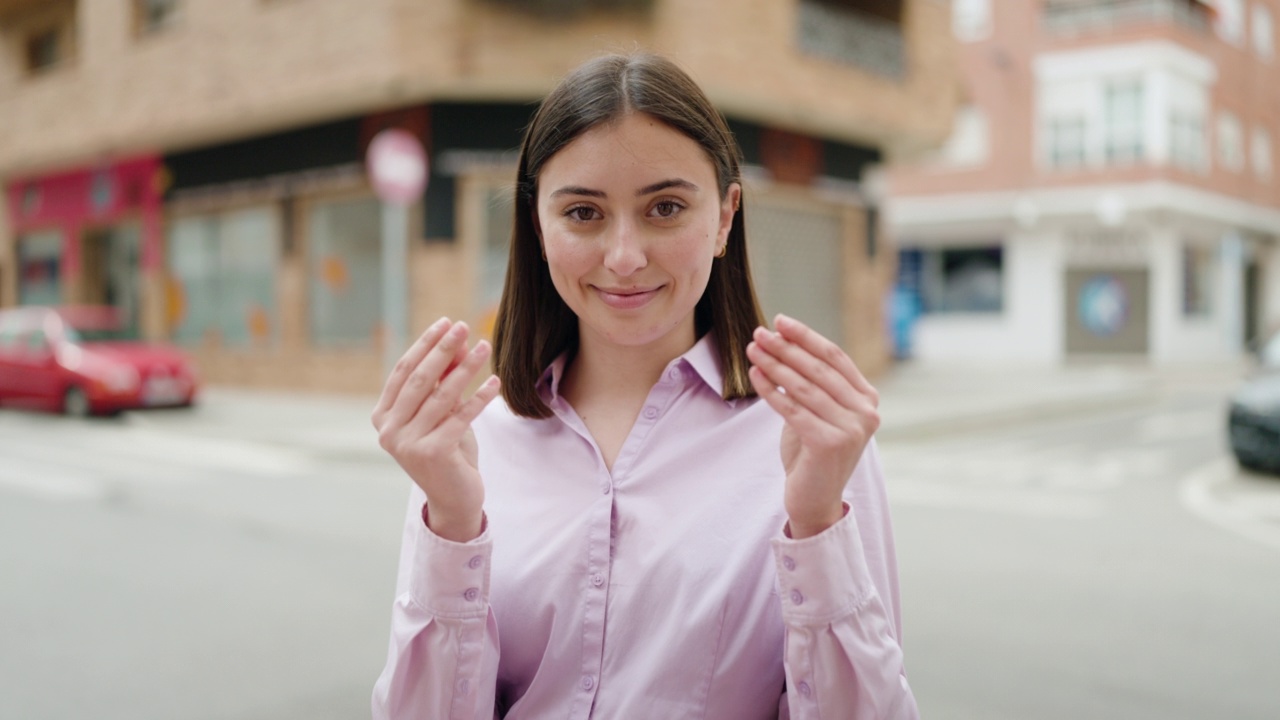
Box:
[1,0,956,392]
[888,0,1280,365]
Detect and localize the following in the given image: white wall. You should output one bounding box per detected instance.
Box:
[1148,229,1238,363]
[910,232,1062,364]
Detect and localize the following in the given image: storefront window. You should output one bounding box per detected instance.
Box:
[901,245,1004,314]
[308,197,382,348]
[17,230,63,306]
[169,207,280,347]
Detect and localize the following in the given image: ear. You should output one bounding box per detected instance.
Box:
[717,183,741,247]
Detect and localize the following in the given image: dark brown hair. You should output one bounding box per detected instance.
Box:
[492,53,765,419]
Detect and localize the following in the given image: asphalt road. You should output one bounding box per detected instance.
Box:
[0,382,1277,719]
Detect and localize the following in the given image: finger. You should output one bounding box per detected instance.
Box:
[748,339,852,428]
[373,317,451,422]
[432,375,502,444]
[774,314,878,405]
[408,337,493,434]
[385,321,473,428]
[747,365,830,439]
[752,326,862,409]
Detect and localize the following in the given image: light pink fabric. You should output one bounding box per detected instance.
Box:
[373,335,918,719]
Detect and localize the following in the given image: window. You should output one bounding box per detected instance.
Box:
[900,245,1004,314]
[796,0,905,78]
[937,105,989,167]
[952,0,991,41]
[134,0,181,36]
[1252,126,1273,180]
[1170,110,1207,171]
[1217,112,1245,172]
[1254,3,1275,58]
[17,231,63,306]
[168,208,281,348]
[25,27,62,73]
[1047,117,1087,169]
[308,197,382,348]
[1182,243,1215,317]
[1104,80,1144,164]
[1216,0,1246,44]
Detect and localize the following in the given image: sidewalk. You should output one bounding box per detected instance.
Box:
[121,360,1251,456]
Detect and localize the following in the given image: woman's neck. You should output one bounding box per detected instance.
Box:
[562,322,697,409]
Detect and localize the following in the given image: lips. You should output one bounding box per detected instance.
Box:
[593,285,662,310]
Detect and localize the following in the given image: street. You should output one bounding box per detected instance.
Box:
[1,380,1278,719]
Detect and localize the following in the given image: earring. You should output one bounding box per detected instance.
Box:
[715,244,727,258]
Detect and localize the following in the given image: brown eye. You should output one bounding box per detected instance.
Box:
[652,201,683,218]
[566,206,598,222]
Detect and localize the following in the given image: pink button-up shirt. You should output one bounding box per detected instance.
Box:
[372,335,917,719]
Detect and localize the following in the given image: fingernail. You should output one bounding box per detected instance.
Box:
[449,322,468,337]
[430,317,448,331]
[776,313,792,325]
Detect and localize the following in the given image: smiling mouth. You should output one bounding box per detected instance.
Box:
[593,285,662,310]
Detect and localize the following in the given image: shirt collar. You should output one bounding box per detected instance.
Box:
[536,332,730,404]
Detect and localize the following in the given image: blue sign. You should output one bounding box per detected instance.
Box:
[1078,274,1129,337]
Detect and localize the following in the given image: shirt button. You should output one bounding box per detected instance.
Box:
[790,589,804,606]
[591,573,605,587]
[797,681,812,698]
[457,679,470,695]
[467,555,483,570]
[581,675,595,691]
[664,366,683,383]
[601,483,612,495]
[641,405,660,420]
[782,556,796,571]
[464,587,479,602]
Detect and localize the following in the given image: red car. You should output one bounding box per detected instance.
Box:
[0,305,198,416]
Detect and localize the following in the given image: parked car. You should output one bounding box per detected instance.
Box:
[0,305,198,417]
[1228,329,1280,475]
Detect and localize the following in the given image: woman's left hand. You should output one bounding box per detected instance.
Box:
[747,314,880,539]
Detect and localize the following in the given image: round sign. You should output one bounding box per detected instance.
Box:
[367,128,427,205]
[1078,274,1129,337]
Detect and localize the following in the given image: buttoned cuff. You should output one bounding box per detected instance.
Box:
[408,502,492,620]
[771,502,877,626]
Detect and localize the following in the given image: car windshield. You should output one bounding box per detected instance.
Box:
[63,325,139,343]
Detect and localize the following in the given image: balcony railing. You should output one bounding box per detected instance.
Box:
[1043,0,1210,35]
[797,0,905,80]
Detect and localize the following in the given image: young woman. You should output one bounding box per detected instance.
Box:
[371,53,917,720]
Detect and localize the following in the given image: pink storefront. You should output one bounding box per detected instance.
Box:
[4,156,166,338]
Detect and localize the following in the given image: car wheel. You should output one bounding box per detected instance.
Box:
[63,386,91,418]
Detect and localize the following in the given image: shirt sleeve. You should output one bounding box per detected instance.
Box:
[371,486,502,720]
[770,438,919,720]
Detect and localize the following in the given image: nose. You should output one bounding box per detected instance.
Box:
[602,218,647,277]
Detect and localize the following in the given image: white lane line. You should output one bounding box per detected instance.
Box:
[1179,458,1280,554]
[0,457,107,501]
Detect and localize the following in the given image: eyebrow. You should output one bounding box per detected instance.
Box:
[548,178,700,200]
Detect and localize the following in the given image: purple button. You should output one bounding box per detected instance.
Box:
[464,587,479,602]
[782,556,796,571]
[601,483,612,495]
[642,406,660,420]
[790,589,804,606]
[591,573,605,587]
[664,367,683,383]
[457,679,470,695]
[797,681,811,698]
[581,675,595,691]
[468,555,483,570]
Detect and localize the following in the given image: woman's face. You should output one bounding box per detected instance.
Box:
[535,112,740,355]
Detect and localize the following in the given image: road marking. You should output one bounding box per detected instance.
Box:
[1179,458,1280,554]
[0,457,107,501]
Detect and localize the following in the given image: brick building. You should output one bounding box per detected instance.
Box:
[1,0,956,392]
[888,0,1280,364]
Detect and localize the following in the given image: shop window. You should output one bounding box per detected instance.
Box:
[476,185,515,325]
[1047,116,1087,169]
[308,197,382,348]
[1182,243,1215,317]
[134,0,181,36]
[748,201,845,346]
[1170,110,1207,172]
[1217,111,1245,172]
[169,207,280,348]
[1104,79,1145,165]
[17,231,63,306]
[901,245,1004,314]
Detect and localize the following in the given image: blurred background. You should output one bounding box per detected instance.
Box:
[1,0,1278,718]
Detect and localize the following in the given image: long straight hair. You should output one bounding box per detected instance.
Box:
[492,53,765,419]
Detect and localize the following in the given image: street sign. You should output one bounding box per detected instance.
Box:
[367,129,427,206]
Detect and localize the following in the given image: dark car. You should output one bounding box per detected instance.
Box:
[0,305,198,417]
[1228,330,1280,475]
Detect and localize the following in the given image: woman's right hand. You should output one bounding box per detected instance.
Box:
[372,318,501,543]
